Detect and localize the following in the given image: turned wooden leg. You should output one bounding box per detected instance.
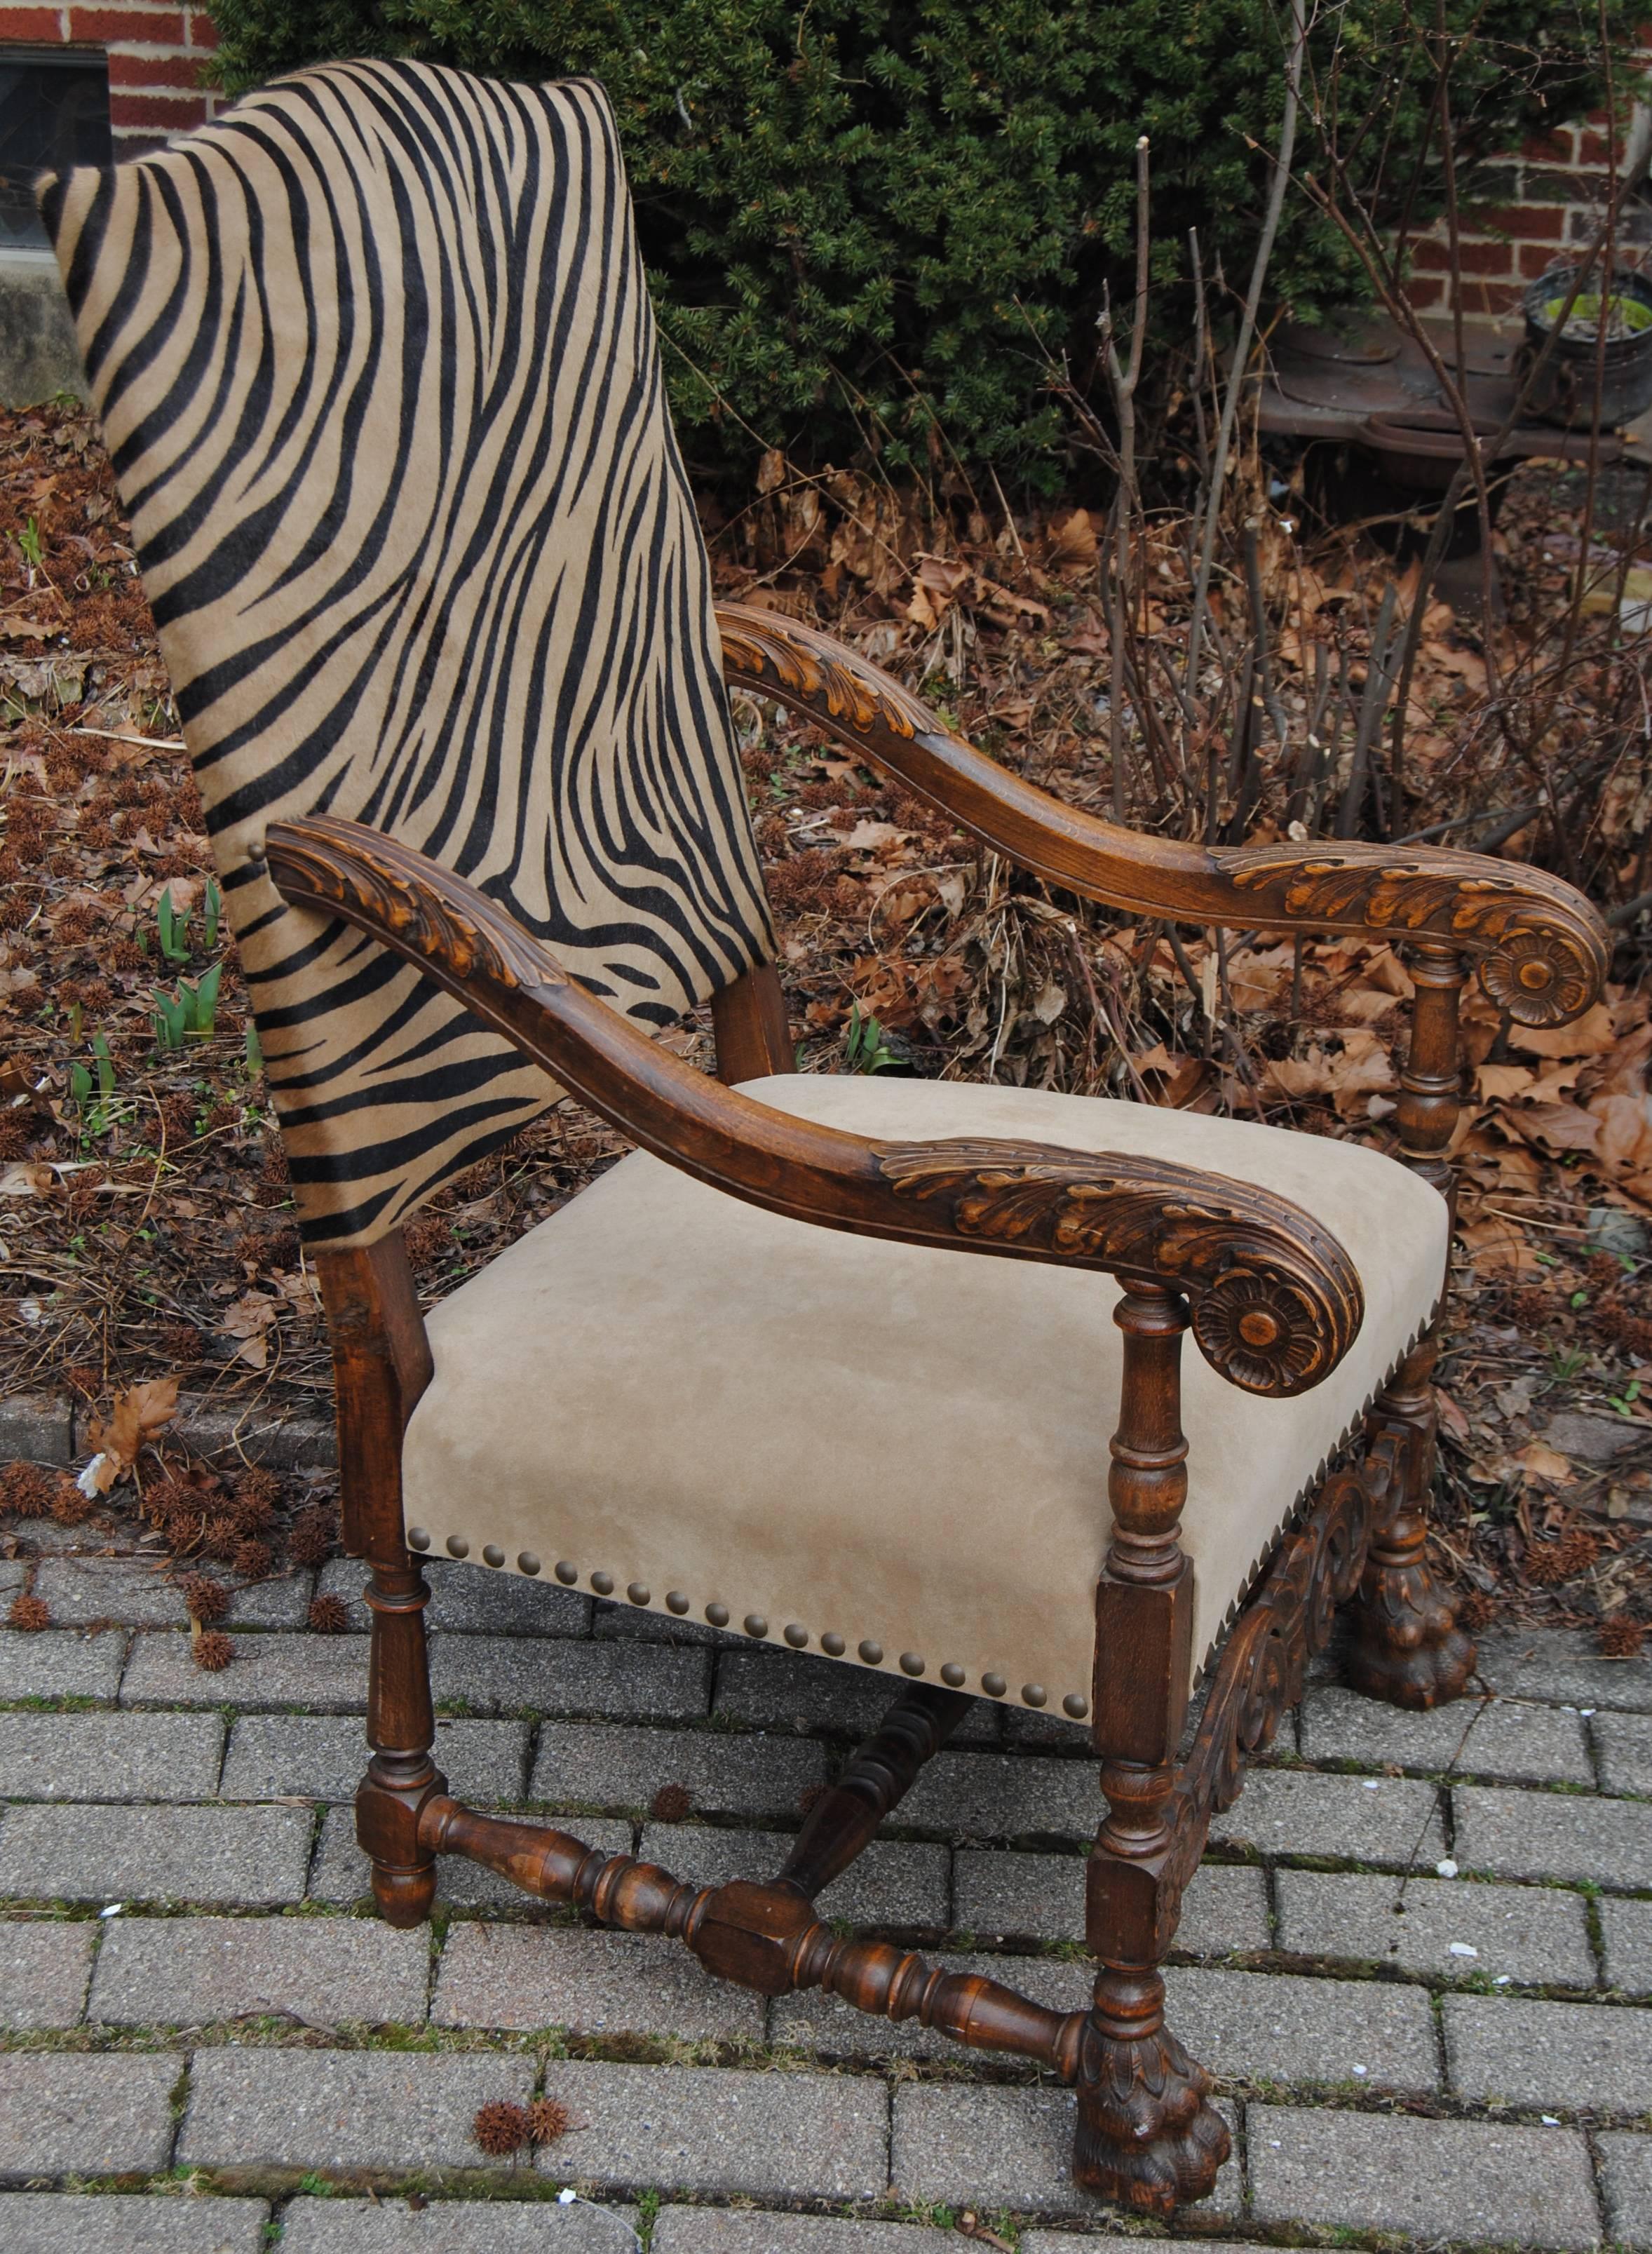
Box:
[357,1559,447,1926]
[1347,1331,1475,1709]
[1076,1285,1228,2213]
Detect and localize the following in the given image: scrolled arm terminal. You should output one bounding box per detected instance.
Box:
[715,603,1608,1030]
[266,815,1363,1398]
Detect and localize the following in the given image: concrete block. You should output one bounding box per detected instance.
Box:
[1603,1896,1652,1995]
[1300,1686,1592,1783]
[1442,1991,1652,2112]
[433,1638,708,1722]
[316,1558,593,1638]
[1595,1709,1652,1795]
[1454,1783,1652,1889]
[654,2213,938,2251]
[1599,2131,1652,2249]
[0,1710,223,1802]
[120,1631,368,1713]
[0,2194,268,2251]
[280,2199,638,2251]
[1474,1629,1652,1713]
[534,2059,888,2201]
[432,1924,761,2041]
[1275,1868,1597,1986]
[530,1725,823,1820]
[637,1825,949,1931]
[220,1715,526,1806]
[0,1920,93,2027]
[954,1851,1268,1955]
[178,2049,535,2174]
[308,1806,632,1910]
[32,1558,312,1630]
[0,1628,125,1703]
[899,1750,1102,1840]
[0,1801,313,1906]
[1207,1767,1446,1865]
[89,1912,430,2028]
[1164,1965,1438,2092]
[0,2053,178,2178]
[1246,2101,1599,2245]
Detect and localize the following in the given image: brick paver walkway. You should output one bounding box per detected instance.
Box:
[1,1531,1649,2250]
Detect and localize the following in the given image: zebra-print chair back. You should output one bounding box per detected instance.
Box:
[39,60,774,1248]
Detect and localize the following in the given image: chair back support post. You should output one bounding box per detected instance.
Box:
[314,1235,448,1925]
[711,960,794,1084]
[1395,943,1468,1202]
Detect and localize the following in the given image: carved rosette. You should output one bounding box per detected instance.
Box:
[265,816,563,994]
[876,1142,1364,1398]
[1224,846,1607,1030]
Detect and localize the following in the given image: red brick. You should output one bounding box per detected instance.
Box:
[1458,280,1523,316]
[1412,235,1513,276]
[109,50,208,89]
[1466,203,1565,243]
[1578,129,1619,167]
[1522,128,1578,163]
[0,6,66,35]
[184,4,217,47]
[108,88,208,128]
[1405,276,1447,309]
[69,5,183,37]
[1520,241,1570,278]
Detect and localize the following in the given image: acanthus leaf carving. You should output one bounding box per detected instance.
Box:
[875,1140,1364,1398]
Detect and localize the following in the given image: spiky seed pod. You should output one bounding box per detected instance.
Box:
[233,1466,282,1516]
[307,1593,349,1633]
[1525,1525,1602,1586]
[472,2100,531,2157]
[231,1538,273,1581]
[649,1782,692,1823]
[1457,1589,1497,1631]
[201,1516,241,1563]
[180,1574,229,1624]
[0,1463,56,1520]
[158,1323,205,1365]
[8,1593,50,1631]
[527,2097,571,2145]
[49,1476,97,1527]
[287,1506,337,1566]
[192,1630,234,1673]
[1600,1616,1646,1659]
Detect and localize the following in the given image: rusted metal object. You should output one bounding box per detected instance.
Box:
[1259,314,1633,488]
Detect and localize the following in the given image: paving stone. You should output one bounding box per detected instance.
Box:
[317,1558,593,1638]
[0,1708,223,1800]
[1603,1896,1652,1994]
[890,2084,1240,2219]
[0,2194,269,2252]
[1020,2241,1252,2254]
[1595,1708,1652,1795]
[89,1912,430,2027]
[1246,2101,1599,2245]
[0,1919,93,2026]
[1475,1628,1652,1713]
[309,1805,632,1909]
[899,1750,1102,1840]
[534,2058,888,2200]
[1300,1685,1593,1783]
[1165,1965,1438,2092]
[281,2199,638,2251]
[433,1638,709,1722]
[32,1557,312,1628]
[0,2052,179,2178]
[180,2048,535,2173]
[954,1850,1268,1955]
[121,1630,370,1711]
[1207,1767,1446,1864]
[595,1599,727,1648]
[637,1824,949,1930]
[1455,1782,1652,1888]
[1275,1868,1597,1985]
[0,1626,125,1702]
[773,1950,1085,2060]
[0,1394,74,1466]
[654,2213,937,2252]
[1599,2131,1652,2248]
[0,1561,24,1594]
[1001,1705,1090,1750]
[433,1924,761,2039]
[0,1801,313,1905]
[530,1725,823,1818]
[712,1649,996,1746]
[1442,1991,1652,2111]
[220,1715,527,1805]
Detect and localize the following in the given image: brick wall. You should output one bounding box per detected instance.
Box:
[0,2,219,154]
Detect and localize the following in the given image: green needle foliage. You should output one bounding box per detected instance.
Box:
[208,0,1634,475]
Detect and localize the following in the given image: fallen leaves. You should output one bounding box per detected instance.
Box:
[78,1375,180,1495]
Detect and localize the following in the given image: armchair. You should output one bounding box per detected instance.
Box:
[39,56,1607,2215]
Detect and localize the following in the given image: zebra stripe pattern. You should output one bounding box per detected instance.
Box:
[39,61,774,1247]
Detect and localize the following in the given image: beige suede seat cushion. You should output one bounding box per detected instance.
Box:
[402,1075,1449,1718]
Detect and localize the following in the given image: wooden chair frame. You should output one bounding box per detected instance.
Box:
[273,603,1608,2215]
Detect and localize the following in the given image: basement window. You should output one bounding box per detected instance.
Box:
[0,49,112,252]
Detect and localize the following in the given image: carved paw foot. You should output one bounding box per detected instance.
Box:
[1348,1559,1475,1710]
[1071,2013,1230,2215]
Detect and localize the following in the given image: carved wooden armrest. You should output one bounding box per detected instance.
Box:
[717,604,1608,1029]
[265,815,1363,1398]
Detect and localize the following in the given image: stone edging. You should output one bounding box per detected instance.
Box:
[0,1391,337,1473]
